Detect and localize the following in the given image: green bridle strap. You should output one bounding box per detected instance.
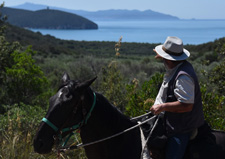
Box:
[42,117,58,132]
[85,92,96,124]
[61,123,81,133]
[61,92,97,133]
[62,132,75,147]
[42,92,97,147]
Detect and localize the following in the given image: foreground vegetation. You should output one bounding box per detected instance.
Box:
[1,5,225,158]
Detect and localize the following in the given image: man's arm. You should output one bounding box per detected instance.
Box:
[150,101,193,115]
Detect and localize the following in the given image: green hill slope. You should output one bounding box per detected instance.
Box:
[5,22,221,58]
[5,23,158,56]
[2,7,98,29]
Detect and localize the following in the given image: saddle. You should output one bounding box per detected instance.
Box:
[184,122,223,159]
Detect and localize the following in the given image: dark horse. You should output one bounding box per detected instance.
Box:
[34,73,225,159]
[33,73,142,159]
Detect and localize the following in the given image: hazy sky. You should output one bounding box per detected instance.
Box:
[3,0,225,19]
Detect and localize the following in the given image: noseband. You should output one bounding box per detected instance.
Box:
[42,92,96,146]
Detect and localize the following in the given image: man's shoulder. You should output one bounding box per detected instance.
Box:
[176,61,197,80]
[177,74,194,84]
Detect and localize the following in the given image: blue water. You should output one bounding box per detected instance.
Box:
[30,20,225,45]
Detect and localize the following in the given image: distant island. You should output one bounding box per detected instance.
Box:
[10,2,180,21]
[2,7,98,29]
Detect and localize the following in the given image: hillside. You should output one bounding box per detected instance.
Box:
[4,23,157,57]
[11,2,180,21]
[4,22,219,58]
[75,9,180,21]
[1,7,98,29]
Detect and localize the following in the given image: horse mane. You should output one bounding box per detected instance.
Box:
[80,89,142,159]
[93,91,135,128]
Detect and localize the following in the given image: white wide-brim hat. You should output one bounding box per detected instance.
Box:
[155,36,190,61]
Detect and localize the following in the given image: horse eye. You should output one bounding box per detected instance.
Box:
[63,87,74,99]
[58,87,68,97]
[64,87,70,94]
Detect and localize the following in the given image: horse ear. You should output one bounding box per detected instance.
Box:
[76,76,97,92]
[61,72,70,85]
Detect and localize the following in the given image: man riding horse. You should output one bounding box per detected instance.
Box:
[150,36,205,159]
[33,36,225,159]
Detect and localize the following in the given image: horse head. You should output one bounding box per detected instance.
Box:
[33,73,97,154]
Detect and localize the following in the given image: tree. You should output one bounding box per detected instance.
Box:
[3,46,49,105]
[0,3,50,112]
[0,2,7,34]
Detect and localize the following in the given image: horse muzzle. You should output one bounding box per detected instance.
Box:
[33,136,54,154]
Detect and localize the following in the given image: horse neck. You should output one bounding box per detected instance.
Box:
[79,91,142,159]
[80,92,134,142]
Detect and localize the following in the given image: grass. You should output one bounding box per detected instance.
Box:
[0,104,87,159]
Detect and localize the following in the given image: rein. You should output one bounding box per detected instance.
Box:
[59,112,156,153]
[42,92,96,147]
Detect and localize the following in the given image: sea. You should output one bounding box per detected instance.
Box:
[29,20,225,45]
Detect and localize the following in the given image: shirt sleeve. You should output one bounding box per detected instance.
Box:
[174,74,195,104]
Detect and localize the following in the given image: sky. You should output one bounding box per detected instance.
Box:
[2,0,225,19]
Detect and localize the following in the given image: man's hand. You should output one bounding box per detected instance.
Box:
[150,104,164,115]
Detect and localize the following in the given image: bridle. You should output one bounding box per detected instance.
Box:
[42,92,97,148]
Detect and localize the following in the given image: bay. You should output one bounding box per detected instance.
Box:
[30,20,225,45]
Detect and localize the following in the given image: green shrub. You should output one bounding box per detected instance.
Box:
[125,72,163,117]
[2,46,50,106]
[201,84,225,130]
[98,61,127,112]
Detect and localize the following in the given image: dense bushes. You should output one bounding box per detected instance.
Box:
[1,43,225,158]
[125,72,163,117]
[4,47,49,105]
[0,42,51,112]
[98,61,127,112]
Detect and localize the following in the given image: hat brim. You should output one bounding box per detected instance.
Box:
[155,45,190,61]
